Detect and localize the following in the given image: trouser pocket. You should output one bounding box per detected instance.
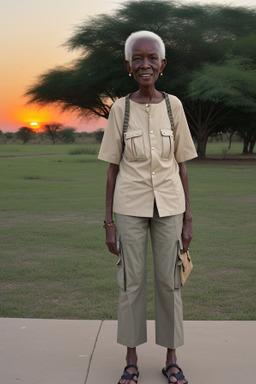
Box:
[174,241,182,289]
[117,238,127,291]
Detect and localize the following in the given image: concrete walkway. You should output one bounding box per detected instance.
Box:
[0,318,255,384]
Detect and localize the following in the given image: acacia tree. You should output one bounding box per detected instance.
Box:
[43,123,63,144]
[16,127,34,144]
[186,56,256,157]
[26,0,256,158]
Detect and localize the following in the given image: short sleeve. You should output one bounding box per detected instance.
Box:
[171,96,198,163]
[98,98,125,165]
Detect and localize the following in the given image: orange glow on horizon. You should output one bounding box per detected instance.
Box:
[2,101,107,133]
[12,105,52,129]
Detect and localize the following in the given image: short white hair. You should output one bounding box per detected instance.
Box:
[124,30,166,62]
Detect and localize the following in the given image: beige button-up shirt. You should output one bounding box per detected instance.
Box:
[98,94,197,217]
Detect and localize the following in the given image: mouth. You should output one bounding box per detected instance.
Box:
[139,74,152,78]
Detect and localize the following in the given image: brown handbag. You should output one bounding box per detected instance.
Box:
[179,250,193,286]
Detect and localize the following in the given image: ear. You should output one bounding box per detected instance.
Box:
[124,60,132,74]
[160,58,167,73]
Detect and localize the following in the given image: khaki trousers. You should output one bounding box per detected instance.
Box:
[115,207,184,349]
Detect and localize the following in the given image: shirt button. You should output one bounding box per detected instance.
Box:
[149,114,152,118]
[151,146,154,150]
[150,130,154,134]
[146,104,149,107]
[152,172,155,175]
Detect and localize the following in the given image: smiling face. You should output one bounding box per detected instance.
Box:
[125,37,166,87]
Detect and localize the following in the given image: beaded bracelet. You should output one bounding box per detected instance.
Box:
[103,221,115,228]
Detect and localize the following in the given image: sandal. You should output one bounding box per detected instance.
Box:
[162,363,188,384]
[118,364,139,384]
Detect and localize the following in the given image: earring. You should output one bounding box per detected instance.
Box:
[129,73,132,77]
[160,72,163,76]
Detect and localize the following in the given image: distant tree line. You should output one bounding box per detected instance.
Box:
[26,0,256,158]
[0,126,104,145]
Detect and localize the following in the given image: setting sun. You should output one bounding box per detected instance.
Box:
[29,122,39,130]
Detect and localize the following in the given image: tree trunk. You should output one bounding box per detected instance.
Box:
[184,101,226,160]
[242,137,249,154]
[249,136,256,154]
[196,135,208,159]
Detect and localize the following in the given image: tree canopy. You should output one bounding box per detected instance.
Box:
[16,127,34,144]
[26,0,256,158]
[43,123,63,144]
[186,55,256,156]
[188,56,256,111]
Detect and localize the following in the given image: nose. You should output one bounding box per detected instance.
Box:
[140,58,150,67]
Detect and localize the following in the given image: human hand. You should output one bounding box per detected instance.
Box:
[181,216,193,253]
[105,224,119,255]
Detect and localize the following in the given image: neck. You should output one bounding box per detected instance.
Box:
[132,87,163,104]
[138,87,157,101]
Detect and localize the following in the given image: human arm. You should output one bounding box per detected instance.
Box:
[179,162,193,252]
[104,163,119,255]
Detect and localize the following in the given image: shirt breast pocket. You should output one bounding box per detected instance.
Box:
[160,128,174,159]
[124,129,147,161]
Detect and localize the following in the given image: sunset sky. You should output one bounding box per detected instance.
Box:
[1,0,254,133]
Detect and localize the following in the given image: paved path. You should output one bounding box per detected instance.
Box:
[0,319,255,384]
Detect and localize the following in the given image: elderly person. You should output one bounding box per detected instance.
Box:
[98,30,197,384]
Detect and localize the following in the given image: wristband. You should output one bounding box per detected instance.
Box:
[103,221,115,228]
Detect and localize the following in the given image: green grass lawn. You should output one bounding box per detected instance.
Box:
[0,144,255,320]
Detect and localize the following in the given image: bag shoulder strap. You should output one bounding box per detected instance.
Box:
[163,92,175,135]
[123,94,130,134]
